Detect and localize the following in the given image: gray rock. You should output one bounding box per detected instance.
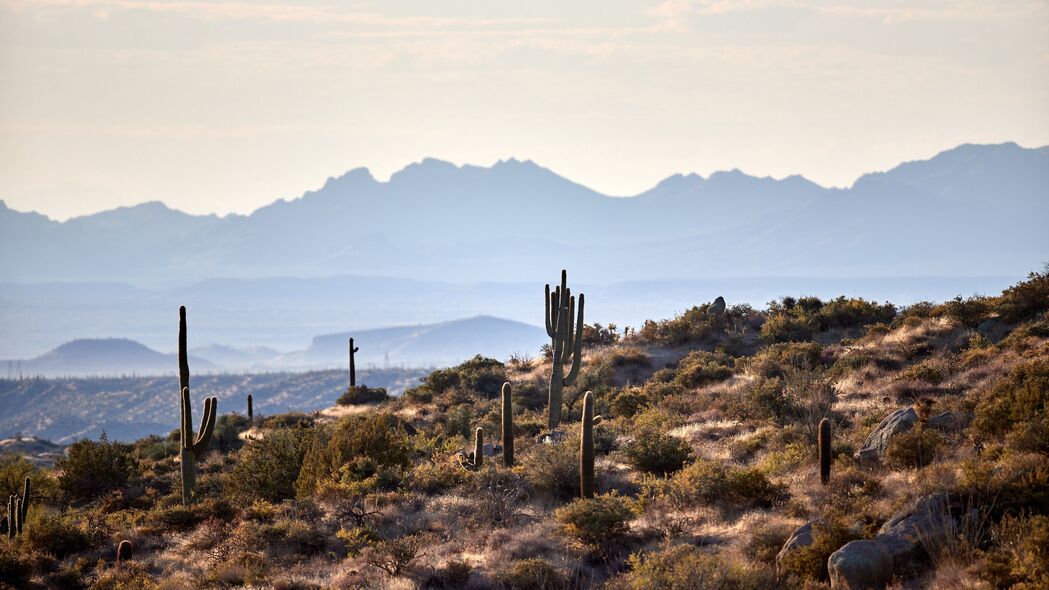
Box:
[855,407,917,464]
[536,430,567,445]
[829,494,957,589]
[926,411,967,431]
[777,519,823,576]
[708,296,727,317]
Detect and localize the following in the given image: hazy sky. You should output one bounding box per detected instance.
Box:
[2,0,1048,220]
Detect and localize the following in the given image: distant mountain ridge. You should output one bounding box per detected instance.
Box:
[1,142,1046,284]
[3,338,215,377]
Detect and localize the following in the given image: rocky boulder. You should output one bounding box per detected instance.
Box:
[708,296,727,317]
[829,494,958,589]
[855,407,917,464]
[776,519,823,576]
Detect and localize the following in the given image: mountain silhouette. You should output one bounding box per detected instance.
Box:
[1,142,1046,284]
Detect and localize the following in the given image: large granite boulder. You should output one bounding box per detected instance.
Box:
[855,407,917,464]
[829,494,957,589]
[708,296,727,317]
[776,519,823,576]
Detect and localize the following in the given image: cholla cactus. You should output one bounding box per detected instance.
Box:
[545,270,584,429]
[501,383,514,467]
[819,418,832,485]
[580,391,595,498]
[178,306,217,505]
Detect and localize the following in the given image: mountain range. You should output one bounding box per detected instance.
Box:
[3,142,1046,285]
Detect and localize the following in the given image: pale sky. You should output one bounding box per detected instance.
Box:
[1,0,1047,220]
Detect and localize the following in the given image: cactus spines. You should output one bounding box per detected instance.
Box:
[459,427,485,471]
[545,270,584,429]
[247,394,253,427]
[117,539,133,564]
[349,338,360,388]
[501,382,514,467]
[819,417,832,485]
[178,306,218,505]
[580,391,595,498]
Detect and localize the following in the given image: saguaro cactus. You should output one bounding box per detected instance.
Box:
[501,383,514,467]
[6,495,14,539]
[819,418,832,485]
[17,477,28,534]
[247,394,253,427]
[580,391,595,498]
[178,306,218,505]
[349,338,360,388]
[117,539,133,564]
[459,428,484,471]
[545,270,585,429]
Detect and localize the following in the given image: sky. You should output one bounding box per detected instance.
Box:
[1,0,1048,220]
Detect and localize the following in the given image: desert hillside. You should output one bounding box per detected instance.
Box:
[1,269,1047,589]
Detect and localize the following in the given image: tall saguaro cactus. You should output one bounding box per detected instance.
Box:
[545,270,585,429]
[501,382,514,467]
[6,495,14,539]
[580,391,595,498]
[349,338,360,388]
[178,306,218,505]
[818,418,832,485]
[247,394,254,427]
[6,477,30,538]
[18,477,28,533]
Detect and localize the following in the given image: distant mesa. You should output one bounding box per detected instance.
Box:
[3,338,214,378]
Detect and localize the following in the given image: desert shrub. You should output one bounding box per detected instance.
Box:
[258,412,315,430]
[636,303,724,345]
[745,523,793,565]
[145,497,236,533]
[493,558,568,590]
[364,535,423,576]
[760,313,817,344]
[884,427,942,469]
[971,359,1049,450]
[608,346,651,367]
[0,544,31,588]
[608,542,774,589]
[57,433,135,503]
[761,297,895,344]
[131,434,178,462]
[88,561,159,590]
[778,518,863,582]
[229,427,312,502]
[623,431,692,475]
[738,377,794,422]
[213,413,249,453]
[442,404,473,439]
[21,510,93,559]
[412,355,507,400]
[422,560,472,590]
[974,513,1049,589]
[670,459,788,510]
[295,413,411,496]
[819,296,896,330]
[610,387,651,418]
[997,268,1049,323]
[744,342,825,379]
[555,493,633,552]
[932,296,994,328]
[337,385,389,406]
[0,455,41,499]
[520,437,579,501]
[583,322,621,346]
[670,350,734,388]
[898,359,948,385]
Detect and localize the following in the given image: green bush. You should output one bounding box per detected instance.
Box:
[295,413,411,496]
[555,493,633,552]
[337,385,389,406]
[971,359,1049,450]
[636,302,729,345]
[213,413,250,453]
[884,427,942,469]
[229,427,312,502]
[57,433,135,503]
[0,455,41,499]
[670,350,734,388]
[778,518,862,582]
[610,387,651,418]
[997,268,1049,323]
[410,355,507,400]
[493,558,567,590]
[975,513,1049,589]
[21,511,93,559]
[520,437,579,501]
[623,431,692,475]
[608,543,774,589]
[670,459,788,510]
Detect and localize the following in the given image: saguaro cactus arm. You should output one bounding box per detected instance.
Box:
[18,477,29,527]
[193,396,217,456]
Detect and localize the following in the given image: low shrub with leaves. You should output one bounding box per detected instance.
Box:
[669,459,788,510]
[56,433,134,504]
[555,493,633,554]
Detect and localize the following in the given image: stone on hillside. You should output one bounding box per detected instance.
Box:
[926,411,967,431]
[777,519,823,576]
[537,431,567,445]
[855,407,917,464]
[829,494,958,589]
[709,296,727,317]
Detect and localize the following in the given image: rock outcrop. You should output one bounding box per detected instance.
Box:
[777,519,823,576]
[855,407,917,464]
